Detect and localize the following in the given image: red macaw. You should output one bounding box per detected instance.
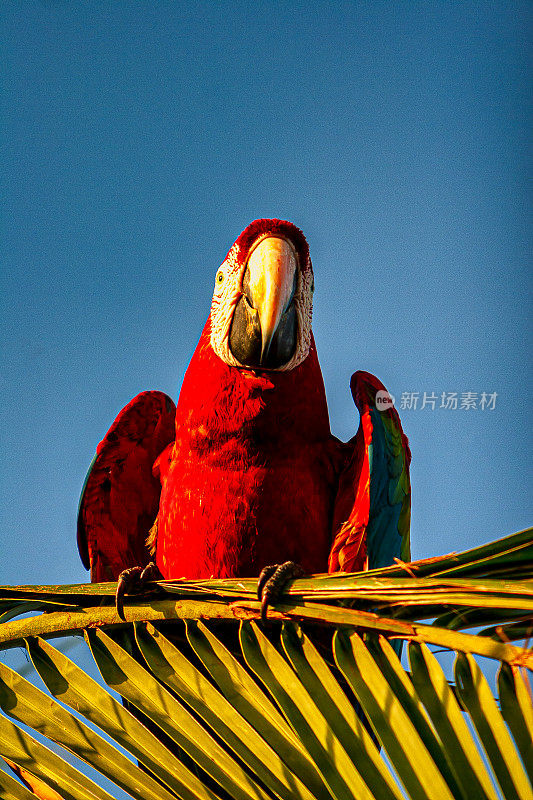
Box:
[78,219,411,616]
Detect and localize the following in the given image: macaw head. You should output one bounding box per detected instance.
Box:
[209,219,314,372]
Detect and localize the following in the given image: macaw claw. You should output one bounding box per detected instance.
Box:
[257,561,305,623]
[115,561,163,620]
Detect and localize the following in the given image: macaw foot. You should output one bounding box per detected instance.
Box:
[257,561,305,623]
[115,561,163,621]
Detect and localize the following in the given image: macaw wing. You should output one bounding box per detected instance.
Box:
[328,371,411,574]
[77,391,176,582]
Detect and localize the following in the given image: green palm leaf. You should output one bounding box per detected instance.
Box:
[0,528,531,799]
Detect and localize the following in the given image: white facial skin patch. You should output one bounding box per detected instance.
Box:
[210,234,313,372]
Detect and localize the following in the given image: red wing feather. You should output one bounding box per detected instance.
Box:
[77,391,176,582]
[328,424,369,573]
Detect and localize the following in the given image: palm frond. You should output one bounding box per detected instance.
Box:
[0,528,531,800]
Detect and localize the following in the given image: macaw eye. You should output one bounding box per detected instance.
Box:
[216,271,224,284]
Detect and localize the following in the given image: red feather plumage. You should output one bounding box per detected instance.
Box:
[78,220,410,584]
[155,323,340,578]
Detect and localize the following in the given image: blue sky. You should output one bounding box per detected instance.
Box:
[1,0,531,590]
